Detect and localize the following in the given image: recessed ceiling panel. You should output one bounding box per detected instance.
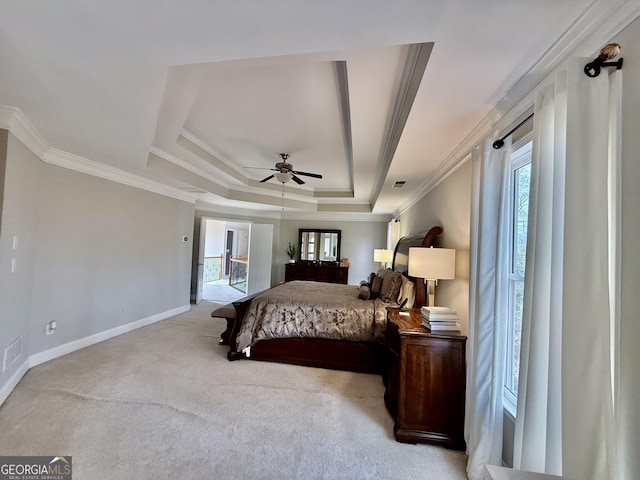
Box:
[183,61,350,189]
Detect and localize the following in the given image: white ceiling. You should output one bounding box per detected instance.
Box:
[0,0,621,218]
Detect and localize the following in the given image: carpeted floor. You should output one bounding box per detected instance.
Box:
[0,301,468,479]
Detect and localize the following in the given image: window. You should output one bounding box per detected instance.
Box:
[504,140,531,415]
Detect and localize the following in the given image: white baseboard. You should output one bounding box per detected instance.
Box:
[0,359,29,407]
[0,304,190,406]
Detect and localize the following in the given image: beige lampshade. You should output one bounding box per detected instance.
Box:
[408,247,456,280]
[373,249,394,264]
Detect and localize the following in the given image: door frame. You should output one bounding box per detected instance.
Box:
[194,216,262,303]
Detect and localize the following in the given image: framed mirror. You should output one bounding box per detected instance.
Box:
[298,229,341,263]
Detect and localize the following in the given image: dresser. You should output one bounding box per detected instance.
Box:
[384,307,467,449]
[285,262,348,284]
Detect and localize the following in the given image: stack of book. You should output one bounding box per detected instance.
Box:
[421,306,461,332]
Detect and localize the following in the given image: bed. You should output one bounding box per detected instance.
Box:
[222,226,442,373]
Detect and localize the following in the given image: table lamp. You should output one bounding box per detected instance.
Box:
[408,247,455,306]
[374,249,394,269]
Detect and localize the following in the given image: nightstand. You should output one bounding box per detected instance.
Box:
[384,307,467,449]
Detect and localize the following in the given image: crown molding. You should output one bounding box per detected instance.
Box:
[195,202,281,220]
[335,60,355,192]
[0,105,49,158]
[149,146,228,188]
[44,148,197,204]
[313,189,355,198]
[194,201,391,222]
[397,0,639,215]
[178,129,248,184]
[1,105,197,204]
[195,203,391,222]
[280,211,392,222]
[369,42,433,207]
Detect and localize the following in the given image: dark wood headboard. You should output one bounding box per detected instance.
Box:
[392,225,443,308]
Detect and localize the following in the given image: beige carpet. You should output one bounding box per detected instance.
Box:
[0,301,468,479]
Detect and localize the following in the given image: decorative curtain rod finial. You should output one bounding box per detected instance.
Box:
[584,43,623,78]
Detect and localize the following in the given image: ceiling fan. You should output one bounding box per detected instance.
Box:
[257,153,323,185]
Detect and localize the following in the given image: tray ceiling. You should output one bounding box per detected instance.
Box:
[0,0,624,217]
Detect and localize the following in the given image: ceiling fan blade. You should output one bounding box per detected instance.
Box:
[292,170,322,179]
[259,174,275,183]
[291,175,305,185]
[245,167,279,172]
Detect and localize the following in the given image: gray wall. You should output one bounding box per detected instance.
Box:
[279,218,388,285]
[398,161,472,335]
[0,132,194,393]
[0,130,7,232]
[0,131,42,390]
[192,212,388,290]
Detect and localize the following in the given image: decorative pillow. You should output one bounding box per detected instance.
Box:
[370,275,383,299]
[368,272,376,286]
[397,275,416,308]
[379,269,403,303]
[358,284,371,300]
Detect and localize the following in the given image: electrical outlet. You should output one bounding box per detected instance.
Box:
[46,321,57,336]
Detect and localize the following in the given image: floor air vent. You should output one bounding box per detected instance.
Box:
[3,336,22,372]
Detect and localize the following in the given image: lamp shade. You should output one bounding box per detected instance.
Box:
[374,249,394,264]
[408,247,455,280]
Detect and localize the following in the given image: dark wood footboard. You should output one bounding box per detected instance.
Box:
[249,337,384,373]
[225,291,383,373]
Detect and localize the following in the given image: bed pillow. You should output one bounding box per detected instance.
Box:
[379,269,403,303]
[397,275,416,308]
[370,275,383,299]
[358,283,371,300]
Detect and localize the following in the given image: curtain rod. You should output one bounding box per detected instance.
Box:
[492,45,622,150]
[492,112,534,149]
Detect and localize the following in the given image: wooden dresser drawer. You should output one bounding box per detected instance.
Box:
[285,263,349,284]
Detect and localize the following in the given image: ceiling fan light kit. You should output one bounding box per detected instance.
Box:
[258,153,323,185]
[275,172,293,183]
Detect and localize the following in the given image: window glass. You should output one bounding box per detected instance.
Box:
[504,141,531,412]
[514,164,530,277]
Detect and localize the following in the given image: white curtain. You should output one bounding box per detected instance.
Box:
[514,58,621,479]
[465,137,511,480]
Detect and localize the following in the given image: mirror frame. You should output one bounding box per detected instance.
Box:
[298,228,341,264]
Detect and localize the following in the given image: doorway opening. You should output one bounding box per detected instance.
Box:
[201,219,249,304]
[194,216,274,305]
